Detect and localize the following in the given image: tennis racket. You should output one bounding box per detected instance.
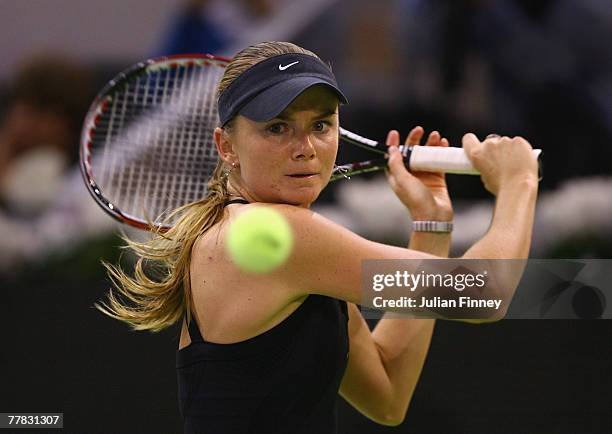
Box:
[80,54,542,230]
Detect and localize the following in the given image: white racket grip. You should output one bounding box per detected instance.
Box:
[408,146,542,175]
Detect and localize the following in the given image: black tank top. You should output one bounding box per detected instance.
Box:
[176,199,350,433]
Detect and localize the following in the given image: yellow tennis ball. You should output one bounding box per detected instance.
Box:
[226,207,294,273]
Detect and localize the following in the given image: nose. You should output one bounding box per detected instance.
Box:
[291,133,316,161]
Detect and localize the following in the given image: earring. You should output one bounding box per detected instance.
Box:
[223,162,236,178]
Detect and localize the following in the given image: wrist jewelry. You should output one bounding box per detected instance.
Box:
[412,220,453,233]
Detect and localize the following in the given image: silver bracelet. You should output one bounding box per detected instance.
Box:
[412,220,453,233]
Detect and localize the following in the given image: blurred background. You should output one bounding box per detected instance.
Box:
[1,0,611,432]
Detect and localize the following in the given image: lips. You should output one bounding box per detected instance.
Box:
[287,173,318,178]
[286,169,319,178]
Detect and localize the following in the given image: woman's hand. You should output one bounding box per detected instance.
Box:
[462,133,539,196]
[385,126,453,221]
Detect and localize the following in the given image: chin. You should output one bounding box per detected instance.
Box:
[281,187,321,207]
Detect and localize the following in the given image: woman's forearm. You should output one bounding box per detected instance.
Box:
[409,232,451,258]
[457,178,538,321]
[370,317,435,424]
[368,231,449,423]
[463,178,538,259]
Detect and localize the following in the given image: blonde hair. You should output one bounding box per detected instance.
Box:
[96,42,319,332]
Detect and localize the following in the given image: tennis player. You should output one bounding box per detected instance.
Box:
[98,41,538,433]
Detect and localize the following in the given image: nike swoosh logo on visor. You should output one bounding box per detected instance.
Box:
[278,61,299,71]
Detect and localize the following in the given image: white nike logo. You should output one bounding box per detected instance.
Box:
[278,61,299,71]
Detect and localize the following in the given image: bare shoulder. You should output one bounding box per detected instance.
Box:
[226,202,355,253]
[260,203,377,250]
[191,215,226,261]
[188,208,303,343]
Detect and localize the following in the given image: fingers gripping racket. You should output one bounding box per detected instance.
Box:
[80,54,541,230]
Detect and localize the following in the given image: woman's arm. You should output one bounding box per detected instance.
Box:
[339,128,451,424]
[339,304,436,426]
[339,230,448,426]
[336,137,537,425]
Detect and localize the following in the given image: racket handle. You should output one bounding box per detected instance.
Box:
[330,147,543,182]
[407,146,543,175]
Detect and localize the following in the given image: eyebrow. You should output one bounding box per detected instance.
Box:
[275,109,338,121]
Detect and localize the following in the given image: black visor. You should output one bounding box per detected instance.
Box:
[217,53,348,126]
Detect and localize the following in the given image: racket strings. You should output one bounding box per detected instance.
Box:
[167,63,208,213]
[90,63,222,225]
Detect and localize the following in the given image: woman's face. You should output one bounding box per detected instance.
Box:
[222,86,339,207]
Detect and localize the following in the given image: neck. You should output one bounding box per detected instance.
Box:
[227,179,254,203]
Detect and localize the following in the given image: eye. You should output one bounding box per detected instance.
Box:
[313,120,330,132]
[267,122,287,134]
